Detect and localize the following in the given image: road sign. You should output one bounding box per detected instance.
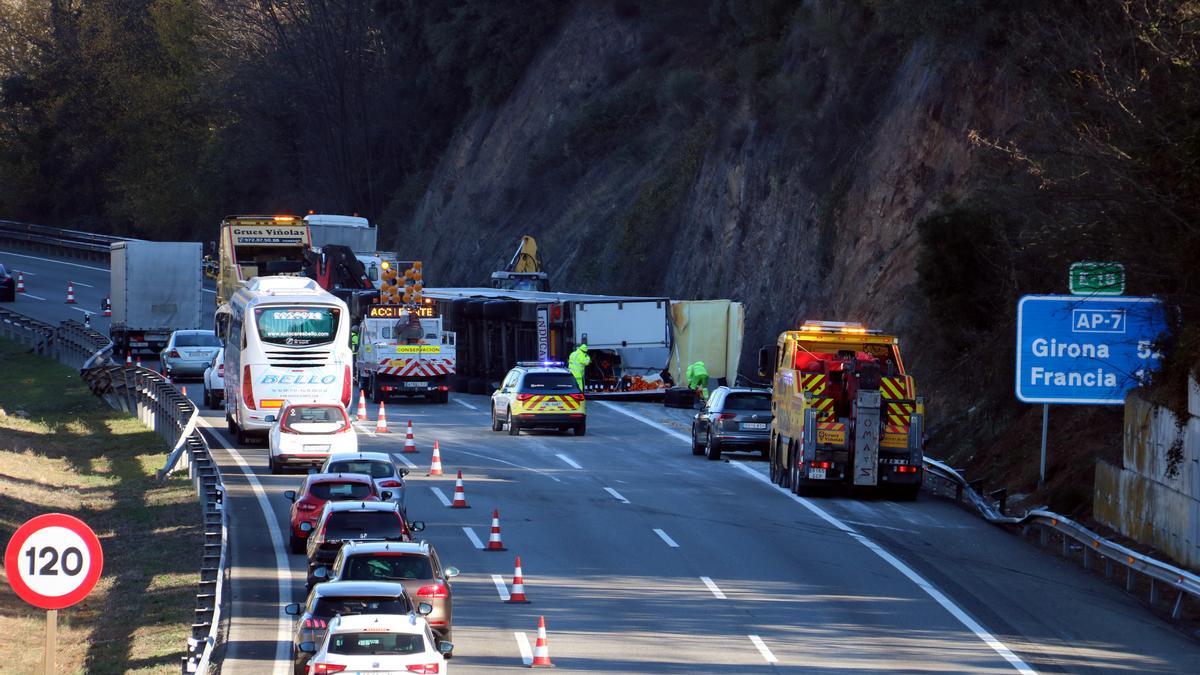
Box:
[4,513,104,610]
[1016,295,1166,404]
[1069,261,1125,296]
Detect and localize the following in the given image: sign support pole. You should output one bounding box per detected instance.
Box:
[1039,404,1049,488]
[44,609,57,675]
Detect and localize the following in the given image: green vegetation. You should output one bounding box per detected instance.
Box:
[0,339,200,674]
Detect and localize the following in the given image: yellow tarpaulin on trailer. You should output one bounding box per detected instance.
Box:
[669,300,744,386]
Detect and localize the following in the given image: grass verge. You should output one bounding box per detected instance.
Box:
[0,337,200,674]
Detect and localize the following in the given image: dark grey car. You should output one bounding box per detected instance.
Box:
[691,387,773,461]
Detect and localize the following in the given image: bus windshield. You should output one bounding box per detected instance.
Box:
[256,306,340,347]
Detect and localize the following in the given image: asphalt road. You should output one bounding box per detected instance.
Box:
[5,246,1200,673]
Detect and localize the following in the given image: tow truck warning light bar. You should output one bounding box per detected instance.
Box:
[798,321,883,335]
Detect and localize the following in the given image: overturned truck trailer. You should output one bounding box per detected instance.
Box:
[422,288,671,397]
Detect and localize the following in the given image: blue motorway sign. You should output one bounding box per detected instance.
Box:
[1016,295,1167,405]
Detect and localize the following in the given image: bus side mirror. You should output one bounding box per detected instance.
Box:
[758,346,779,378]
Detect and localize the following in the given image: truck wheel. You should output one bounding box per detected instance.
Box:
[705,433,722,461]
[691,425,705,456]
[507,409,520,436]
[491,408,503,432]
[437,390,450,404]
[574,421,586,436]
[227,414,237,436]
[895,484,921,501]
[370,375,383,403]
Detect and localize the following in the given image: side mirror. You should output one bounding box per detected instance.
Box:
[417,602,433,616]
[758,345,779,379]
[398,468,410,477]
[284,490,297,502]
[313,566,329,580]
[265,414,276,423]
[444,566,460,579]
[284,603,302,616]
[298,641,316,654]
[437,640,454,655]
[299,522,314,533]
[380,491,393,501]
[408,520,425,532]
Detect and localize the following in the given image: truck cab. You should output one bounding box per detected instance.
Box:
[761,321,924,498]
[356,303,455,404]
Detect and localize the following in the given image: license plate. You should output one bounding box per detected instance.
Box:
[741,422,767,430]
[303,445,330,453]
[404,381,428,388]
[808,468,827,480]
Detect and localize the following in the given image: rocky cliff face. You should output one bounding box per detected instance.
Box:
[394,0,1017,385]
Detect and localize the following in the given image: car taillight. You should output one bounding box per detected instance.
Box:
[379,480,402,488]
[416,583,447,599]
[297,501,319,511]
[569,393,584,401]
[243,365,255,410]
[312,663,346,674]
[406,665,440,674]
[341,365,352,407]
[217,363,224,377]
[304,618,328,629]
[168,349,181,358]
[516,393,532,401]
[896,465,918,473]
[812,461,831,469]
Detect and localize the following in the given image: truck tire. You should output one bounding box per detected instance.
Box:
[491,407,503,432]
[574,421,586,436]
[227,413,237,436]
[370,375,383,403]
[705,432,722,461]
[507,409,520,436]
[894,484,921,501]
[435,390,450,404]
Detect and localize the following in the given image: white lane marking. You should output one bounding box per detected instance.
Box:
[491,574,511,601]
[14,269,34,275]
[394,453,417,470]
[700,576,726,599]
[70,307,93,316]
[603,487,630,504]
[748,635,778,664]
[730,461,1037,674]
[21,292,46,300]
[842,518,920,534]
[453,398,478,410]
[514,632,533,666]
[653,528,679,548]
[555,453,581,469]
[597,400,691,442]
[430,487,452,507]
[202,288,215,294]
[450,447,562,483]
[462,527,484,550]
[70,280,95,288]
[353,422,376,437]
[0,249,108,272]
[199,419,292,675]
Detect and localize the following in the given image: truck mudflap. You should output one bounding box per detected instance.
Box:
[852,390,881,486]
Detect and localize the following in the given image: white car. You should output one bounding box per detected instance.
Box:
[268,401,358,474]
[202,348,225,409]
[320,451,407,512]
[298,613,451,674]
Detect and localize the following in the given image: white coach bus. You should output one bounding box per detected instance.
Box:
[223,276,353,443]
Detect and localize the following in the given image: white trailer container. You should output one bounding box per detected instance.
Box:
[109,241,204,355]
[304,214,378,253]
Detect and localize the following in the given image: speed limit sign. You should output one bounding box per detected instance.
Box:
[4,513,104,610]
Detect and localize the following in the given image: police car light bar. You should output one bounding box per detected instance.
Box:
[517,361,565,367]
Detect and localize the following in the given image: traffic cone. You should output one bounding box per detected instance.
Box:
[181,386,188,396]
[530,616,553,667]
[125,354,132,366]
[507,556,530,603]
[428,441,444,476]
[403,420,417,453]
[450,470,470,508]
[16,272,25,293]
[136,357,142,368]
[486,509,507,551]
[102,296,111,316]
[66,281,76,304]
[353,392,366,421]
[375,402,389,433]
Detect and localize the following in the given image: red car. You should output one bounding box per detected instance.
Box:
[284,473,385,554]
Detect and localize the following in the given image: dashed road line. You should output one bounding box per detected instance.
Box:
[70,307,93,316]
[491,574,511,601]
[70,280,95,288]
[450,447,562,483]
[555,453,581,469]
[21,292,46,300]
[514,632,533,666]
[700,576,726,599]
[653,528,679,548]
[394,453,417,470]
[453,398,478,410]
[463,527,484,550]
[430,487,452,507]
[748,635,778,663]
[603,487,630,504]
[353,422,376,437]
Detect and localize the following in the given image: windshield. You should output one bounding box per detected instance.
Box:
[309,481,374,501]
[312,596,410,619]
[723,394,771,411]
[175,332,221,347]
[255,306,340,347]
[344,554,433,582]
[325,511,404,540]
[521,373,579,392]
[329,632,424,656]
[327,460,394,479]
[284,405,347,433]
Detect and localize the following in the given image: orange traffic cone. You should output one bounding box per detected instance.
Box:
[125,354,132,366]
[402,420,417,453]
[450,470,470,508]
[354,393,367,421]
[16,272,25,293]
[428,441,444,476]
[375,402,389,433]
[102,295,111,316]
[66,281,76,304]
[507,556,530,603]
[530,616,553,667]
[486,509,506,551]
[136,357,142,368]
[181,386,188,397]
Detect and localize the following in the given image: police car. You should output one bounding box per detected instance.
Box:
[490,361,587,436]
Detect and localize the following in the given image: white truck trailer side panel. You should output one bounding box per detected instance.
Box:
[110,241,204,331]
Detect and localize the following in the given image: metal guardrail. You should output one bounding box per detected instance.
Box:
[3,310,226,673]
[923,457,1200,620]
[0,219,127,261]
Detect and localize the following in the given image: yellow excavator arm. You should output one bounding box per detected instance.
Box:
[508,235,542,273]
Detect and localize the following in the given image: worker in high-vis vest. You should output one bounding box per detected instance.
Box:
[568,343,590,391]
[686,360,709,401]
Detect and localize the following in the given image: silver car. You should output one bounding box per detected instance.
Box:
[160,329,222,380]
